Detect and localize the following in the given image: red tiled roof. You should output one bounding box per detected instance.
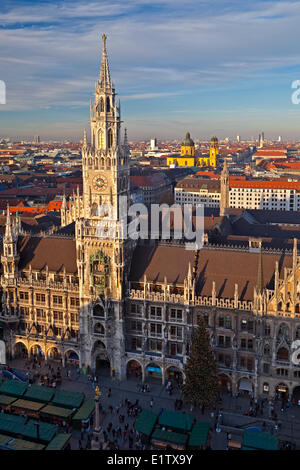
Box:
[130,174,166,188]
[230,180,300,190]
[253,150,287,157]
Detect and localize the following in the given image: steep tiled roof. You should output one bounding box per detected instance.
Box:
[18,236,77,273]
[129,244,292,301]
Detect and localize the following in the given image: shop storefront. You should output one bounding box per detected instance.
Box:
[275,384,289,401]
[146,363,162,379]
[238,378,253,396]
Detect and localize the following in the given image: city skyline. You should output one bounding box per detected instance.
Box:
[1,0,300,140]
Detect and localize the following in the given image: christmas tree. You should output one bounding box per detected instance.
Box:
[182,315,219,408]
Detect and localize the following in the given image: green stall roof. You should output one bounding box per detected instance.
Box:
[0,413,27,437]
[24,385,55,404]
[0,395,17,406]
[41,404,74,419]
[46,433,72,450]
[188,422,210,448]
[242,430,278,451]
[52,390,84,409]
[22,419,58,443]
[151,429,188,446]
[11,399,45,412]
[72,399,95,423]
[158,410,194,432]
[0,380,28,398]
[134,409,158,437]
[6,438,45,451]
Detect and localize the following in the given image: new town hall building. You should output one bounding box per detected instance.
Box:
[1,36,300,402]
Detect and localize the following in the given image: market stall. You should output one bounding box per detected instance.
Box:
[158,409,194,433]
[188,421,211,450]
[150,429,188,450]
[40,404,75,425]
[24,384,55,404]
[134,409,158,443]
[0,394,17,411]
[10,399,45,419]
[0,380,28,398]
[51,390,84,409]
[72,399,95,430]
[242,429,278,451]
[45,433,72,450]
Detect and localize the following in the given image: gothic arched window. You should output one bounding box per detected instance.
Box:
[277,347,289,361]
[91,203,98,216]
[98,130,104,149]
[108,129,113,149]
[278,323,289,340]
[106,97,110,112]
[100,98,104,112]
[93,304,105,318]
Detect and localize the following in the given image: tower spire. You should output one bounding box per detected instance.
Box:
[4,205,13,241]
[99,33,111,88]
[83,128,87,148]
[256,245,264,295]
[220,160,229,217]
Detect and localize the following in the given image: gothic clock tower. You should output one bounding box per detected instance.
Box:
[76,35,133,378]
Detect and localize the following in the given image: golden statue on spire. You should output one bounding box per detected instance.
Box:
[102,33,107,49]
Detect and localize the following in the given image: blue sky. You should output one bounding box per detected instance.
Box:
[1,0,300,141]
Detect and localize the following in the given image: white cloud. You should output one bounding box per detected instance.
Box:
[1,0,300,137]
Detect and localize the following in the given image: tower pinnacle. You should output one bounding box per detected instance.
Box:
[99,33,111,88]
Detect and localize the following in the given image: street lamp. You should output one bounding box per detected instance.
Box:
[291,415,295,445]
[34,422,40,441]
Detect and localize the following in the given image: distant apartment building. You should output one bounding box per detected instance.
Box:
[175,179,221,208]
[175,176,300,211]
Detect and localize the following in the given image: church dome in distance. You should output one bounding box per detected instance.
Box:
[182,132,194,146]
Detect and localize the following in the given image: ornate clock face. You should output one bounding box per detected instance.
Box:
[93,175,107,191]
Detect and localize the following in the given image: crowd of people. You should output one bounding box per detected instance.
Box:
[87,393,148,450]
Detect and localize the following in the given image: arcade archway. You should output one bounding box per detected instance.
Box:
[65,350,79,364]
[292,386,300,404]
[47,347,62,361]
[95,355,111,376]
[165,366,183,385]
[145,363,162,383]
[218,373,232,393]
[275,383,289,401]
[126,359,142,379]
[93,340,110,376]
[14,342,28,359]
[29,344,45,359]
[237,377,253,396]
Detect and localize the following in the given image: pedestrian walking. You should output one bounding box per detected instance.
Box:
[150,397,154,408]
